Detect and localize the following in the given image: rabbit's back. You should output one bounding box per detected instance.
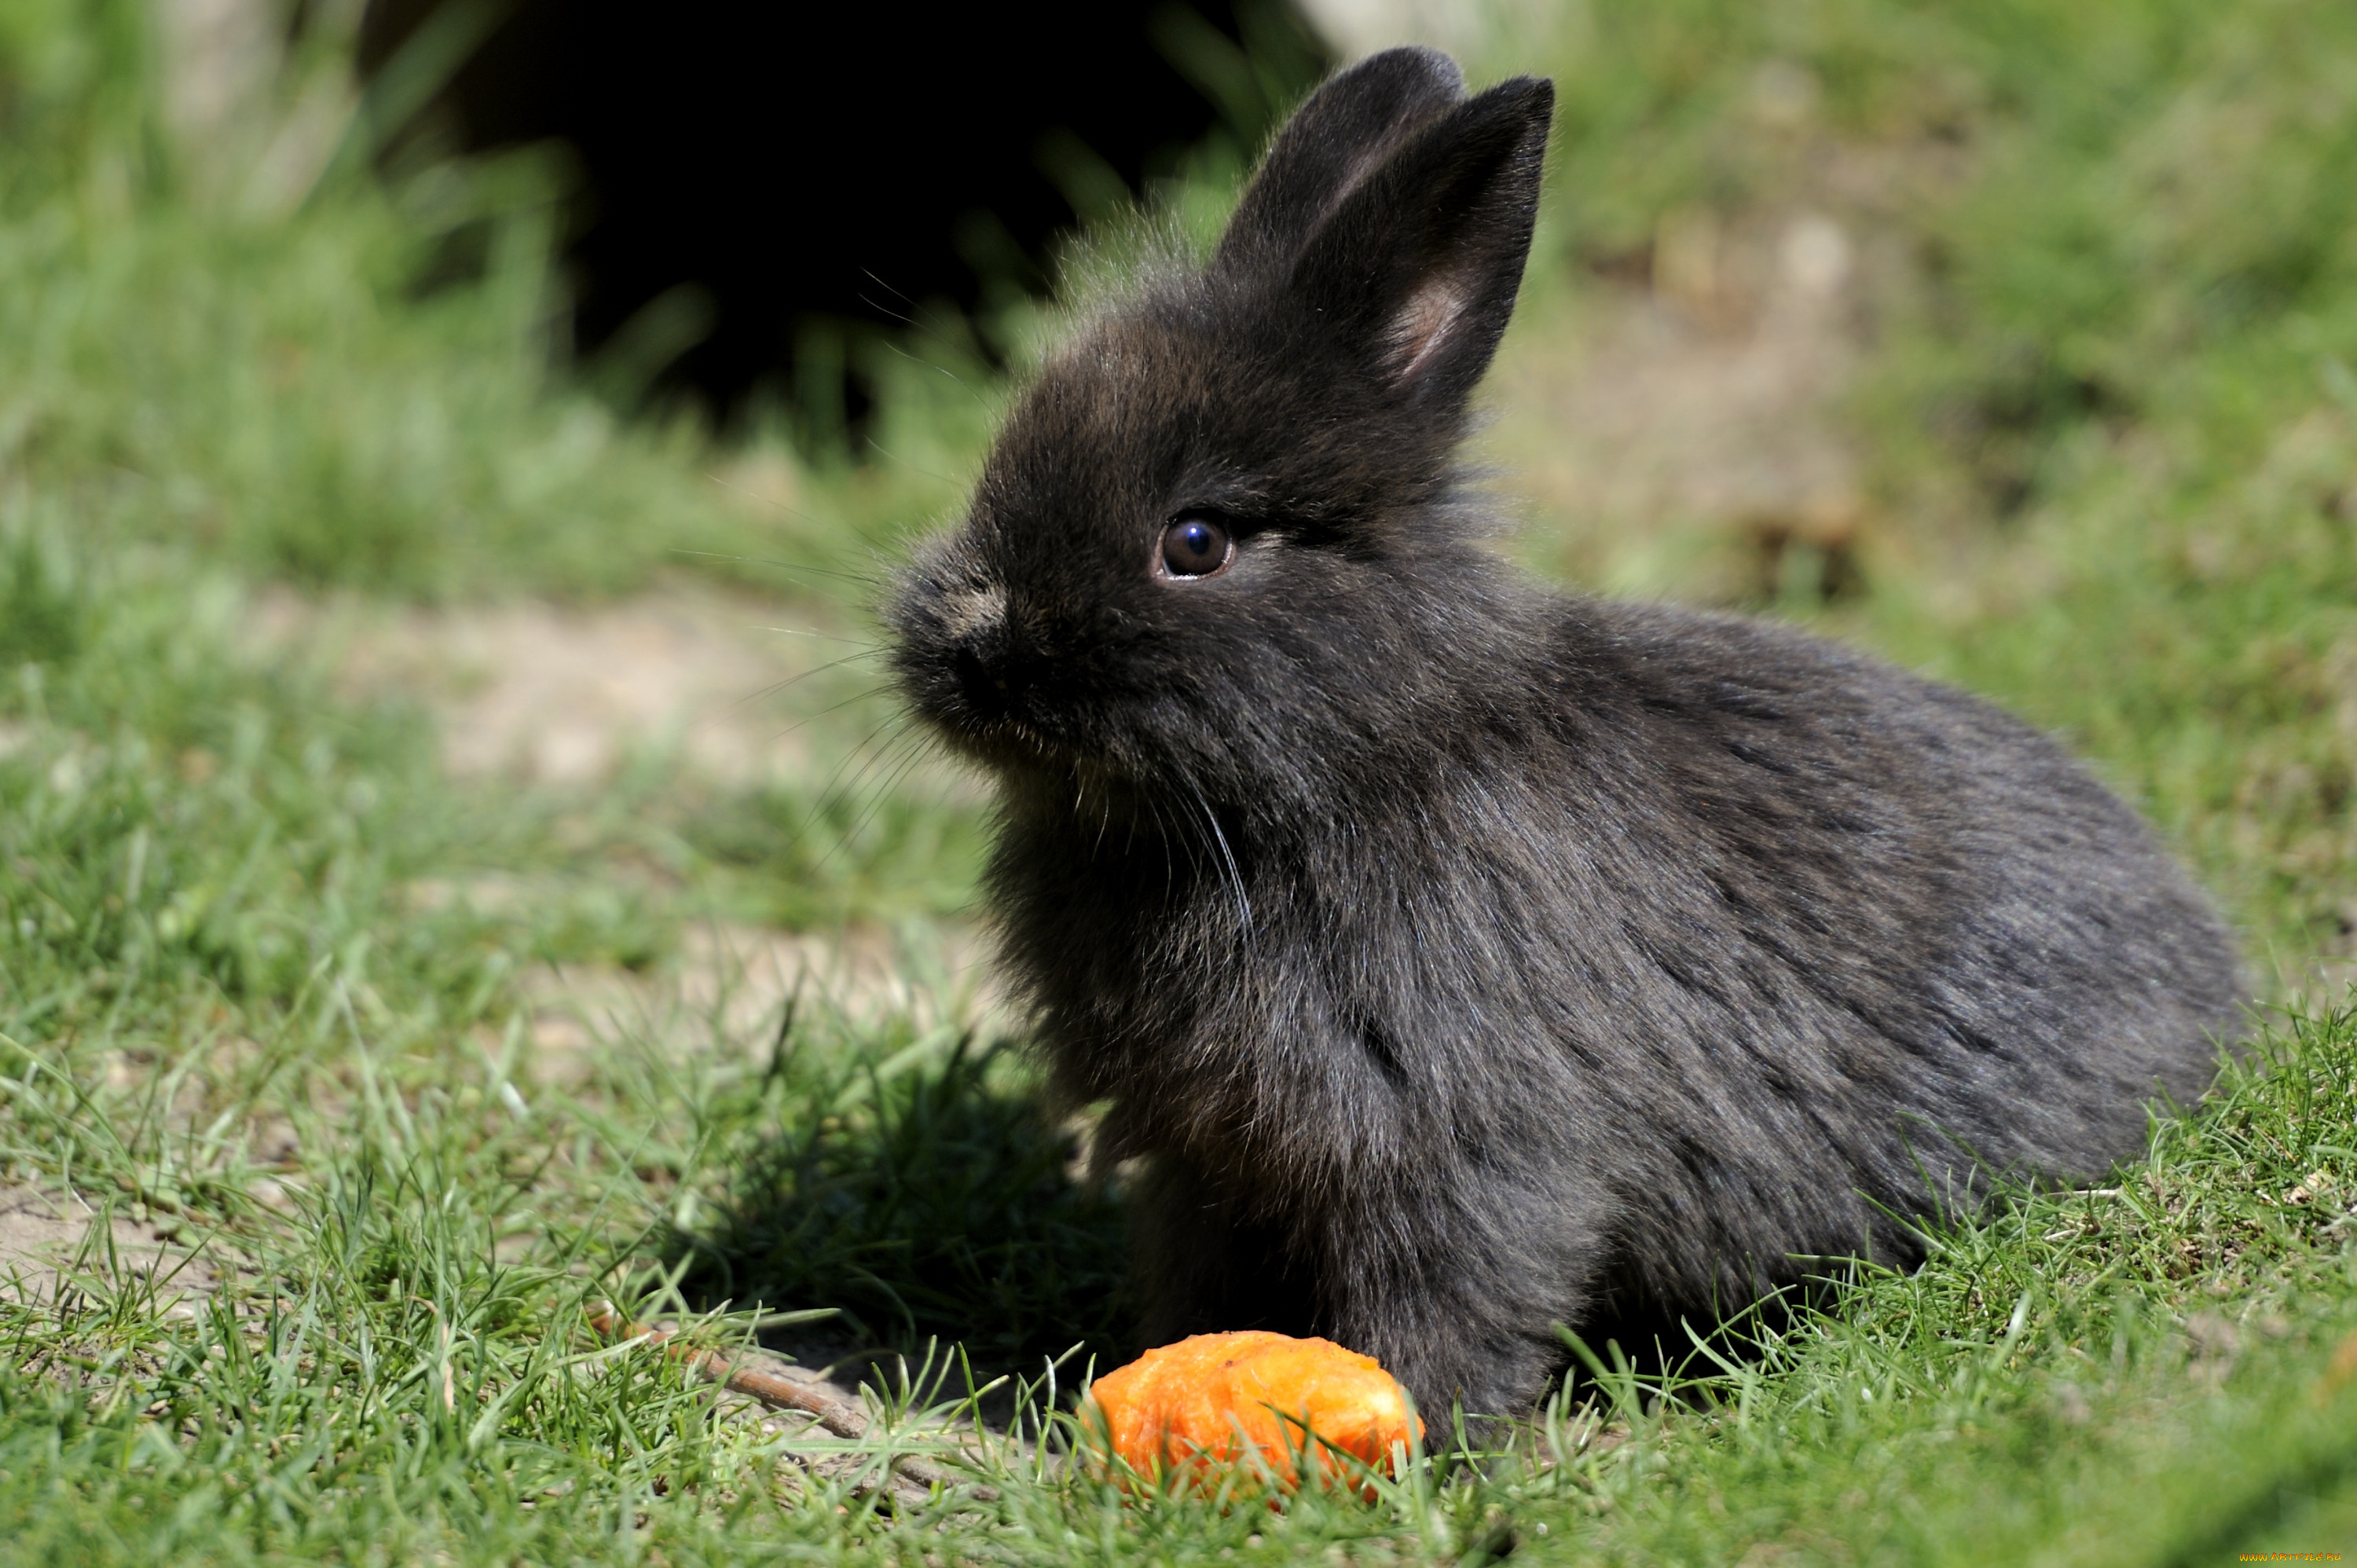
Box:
[1514,598,2235,1306]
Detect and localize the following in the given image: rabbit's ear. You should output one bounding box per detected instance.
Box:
[1211,46,1465,280]
[1287,76,1553,408]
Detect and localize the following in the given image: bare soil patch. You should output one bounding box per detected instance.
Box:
[1490,209,1874,601]
[519,918,995,1082]
[256,578,869,789]
[0,1184,218,1315]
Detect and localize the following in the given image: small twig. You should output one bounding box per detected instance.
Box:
[586,1303,976,1498]
[588,1302,867,1436]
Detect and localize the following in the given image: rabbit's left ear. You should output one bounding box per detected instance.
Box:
[1285,76,1553,409]
[1211,46,1466,280]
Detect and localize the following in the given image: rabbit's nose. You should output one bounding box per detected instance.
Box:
[953,638,1029,716]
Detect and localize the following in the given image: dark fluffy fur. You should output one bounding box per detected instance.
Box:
[885,47,2240,1420]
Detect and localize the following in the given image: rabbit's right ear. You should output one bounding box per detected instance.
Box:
[1211,46,1466,280]
[1279,76,1552,412]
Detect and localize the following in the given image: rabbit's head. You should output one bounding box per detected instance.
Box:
[889,49,1555,819]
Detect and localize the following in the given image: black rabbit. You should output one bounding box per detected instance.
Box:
[885,46,2240,1422]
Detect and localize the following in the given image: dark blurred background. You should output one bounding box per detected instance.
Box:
[356,0,1330,431]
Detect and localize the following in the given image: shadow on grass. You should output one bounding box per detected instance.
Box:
[662,1038,1134,1391]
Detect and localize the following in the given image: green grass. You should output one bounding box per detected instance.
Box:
[6,0,2357,1561]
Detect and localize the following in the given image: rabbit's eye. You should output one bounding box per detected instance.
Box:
[1159,515,1234,581]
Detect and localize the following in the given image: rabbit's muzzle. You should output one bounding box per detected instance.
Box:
[951,637,1031,718]
[933,587,1049,727]
[899,592,1071,772]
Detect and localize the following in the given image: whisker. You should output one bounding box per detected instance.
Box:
[766,683,897,745]
[1150,789,1198,910]
[802,711,914,819]
[730,651,888,713]
[856,269,997,382]
[837,737,933,859]
[878,339,997,416]
[1178,771,1253,939]
[670,542,884,590]
[855,271,919,324]
[783,721,922,881]
[861,436,961,489]
[751,625,885,648]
